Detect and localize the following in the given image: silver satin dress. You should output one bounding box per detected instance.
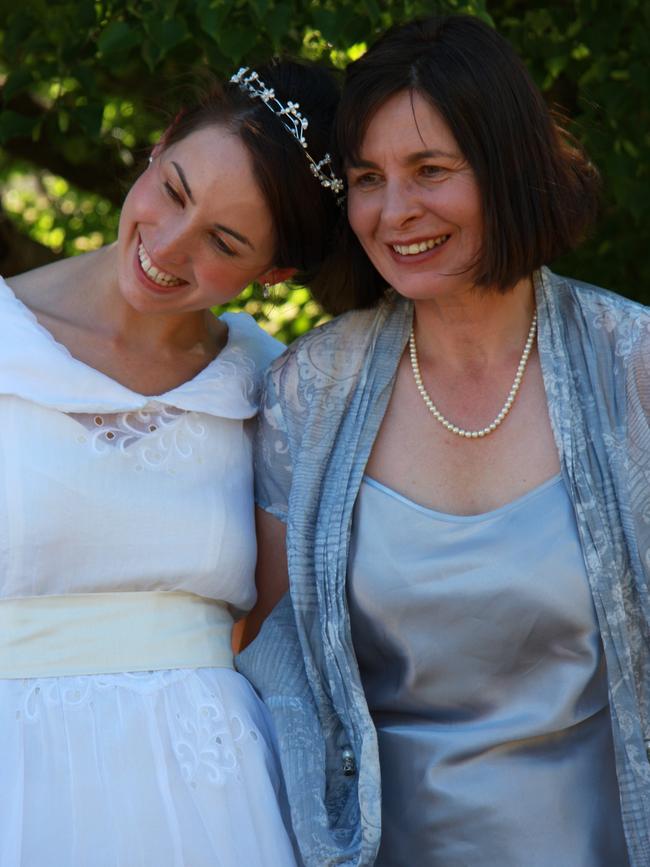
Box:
[347,474,629,866]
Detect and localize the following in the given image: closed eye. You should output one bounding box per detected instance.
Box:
[210,234,236,257]
[164,182,183,205]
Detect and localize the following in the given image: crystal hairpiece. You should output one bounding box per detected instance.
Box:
[230,67,344,198]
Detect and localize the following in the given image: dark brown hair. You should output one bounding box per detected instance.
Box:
[162,59,342,286]
[312,15,600,314]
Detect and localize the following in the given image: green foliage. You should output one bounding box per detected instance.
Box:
[493,0,650,300]
[0,0,648,343]
[0,157,118,256]
[219,282,331,344]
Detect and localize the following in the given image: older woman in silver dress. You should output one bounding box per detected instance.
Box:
[240,15,648,867]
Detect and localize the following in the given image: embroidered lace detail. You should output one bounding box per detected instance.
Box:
[20,671,264,788]
[70,406,207,471]
[21,670,196,721]
[23,679,91,720]
[210,343,258,402]
[174,700,245,787]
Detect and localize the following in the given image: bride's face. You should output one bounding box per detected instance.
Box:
[117,124,279,315]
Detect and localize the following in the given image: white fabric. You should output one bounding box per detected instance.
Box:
[0,277,296,866]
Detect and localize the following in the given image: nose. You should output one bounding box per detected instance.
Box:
[380,177,425,229]
[148,220,191,266]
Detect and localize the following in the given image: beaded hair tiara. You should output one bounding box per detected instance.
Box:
[230,67,344,197]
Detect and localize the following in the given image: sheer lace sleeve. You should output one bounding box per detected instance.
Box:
[254,367,292,523]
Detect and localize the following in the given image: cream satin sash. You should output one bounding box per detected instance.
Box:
[0,591,234,678]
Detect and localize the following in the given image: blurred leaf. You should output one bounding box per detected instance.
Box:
[75,102,105,138]
[362,0,382,24]
[215,20,258,61]
[247,0,270,20]
[97,21,140,56]
[267,4,293,46]
[3,11,37,59]
[311,8,339,44]
[195,0,229,39]
[0,110,38,143]
[143,15,190,66]
[2,68,34,101]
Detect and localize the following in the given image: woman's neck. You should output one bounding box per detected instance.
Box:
[410,276,535,372]
[35,245,222,358]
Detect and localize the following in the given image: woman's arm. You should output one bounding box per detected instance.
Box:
[233,507,289,651]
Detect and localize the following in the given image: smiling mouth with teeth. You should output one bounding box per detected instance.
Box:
[137,242,184,287]
[392,235,450,256]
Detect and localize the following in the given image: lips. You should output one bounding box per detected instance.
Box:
[137,241,184,287]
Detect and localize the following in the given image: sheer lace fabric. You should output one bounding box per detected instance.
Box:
[1,670,295,866]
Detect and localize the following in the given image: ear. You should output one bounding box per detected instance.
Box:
[260,266,297,285]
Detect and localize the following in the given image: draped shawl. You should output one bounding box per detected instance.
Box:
[238,268,650,867]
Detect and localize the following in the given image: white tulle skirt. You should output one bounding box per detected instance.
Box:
[0,668,297,867]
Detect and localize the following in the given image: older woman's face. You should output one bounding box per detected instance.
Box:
[346,90,483,303]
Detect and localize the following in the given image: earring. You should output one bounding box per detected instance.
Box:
[263,282,272,299]
[148,155,153,165]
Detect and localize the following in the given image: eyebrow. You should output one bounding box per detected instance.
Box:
[171,161,195,204]
[349,149,459,169]
[171,161,254,250]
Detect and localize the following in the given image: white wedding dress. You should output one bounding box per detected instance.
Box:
[0,276,297,866]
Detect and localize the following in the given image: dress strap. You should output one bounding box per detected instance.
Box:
[0,591,234,678]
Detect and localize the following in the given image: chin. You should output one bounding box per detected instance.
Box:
[391,280,456,302]
[119,282,164,314]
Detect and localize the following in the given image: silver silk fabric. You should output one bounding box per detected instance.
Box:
[348,475,628,866]
[238,269,650,867]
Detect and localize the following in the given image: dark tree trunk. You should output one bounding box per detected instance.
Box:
[0,212,58,277]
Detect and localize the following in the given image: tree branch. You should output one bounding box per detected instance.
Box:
[1,91,137,205]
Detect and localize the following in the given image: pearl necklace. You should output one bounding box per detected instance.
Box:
[408,311,537,439]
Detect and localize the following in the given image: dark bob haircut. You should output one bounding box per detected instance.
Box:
[311,15,600,315]
[161,59,342,287]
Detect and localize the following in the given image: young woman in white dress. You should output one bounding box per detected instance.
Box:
[0,60,342,866]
